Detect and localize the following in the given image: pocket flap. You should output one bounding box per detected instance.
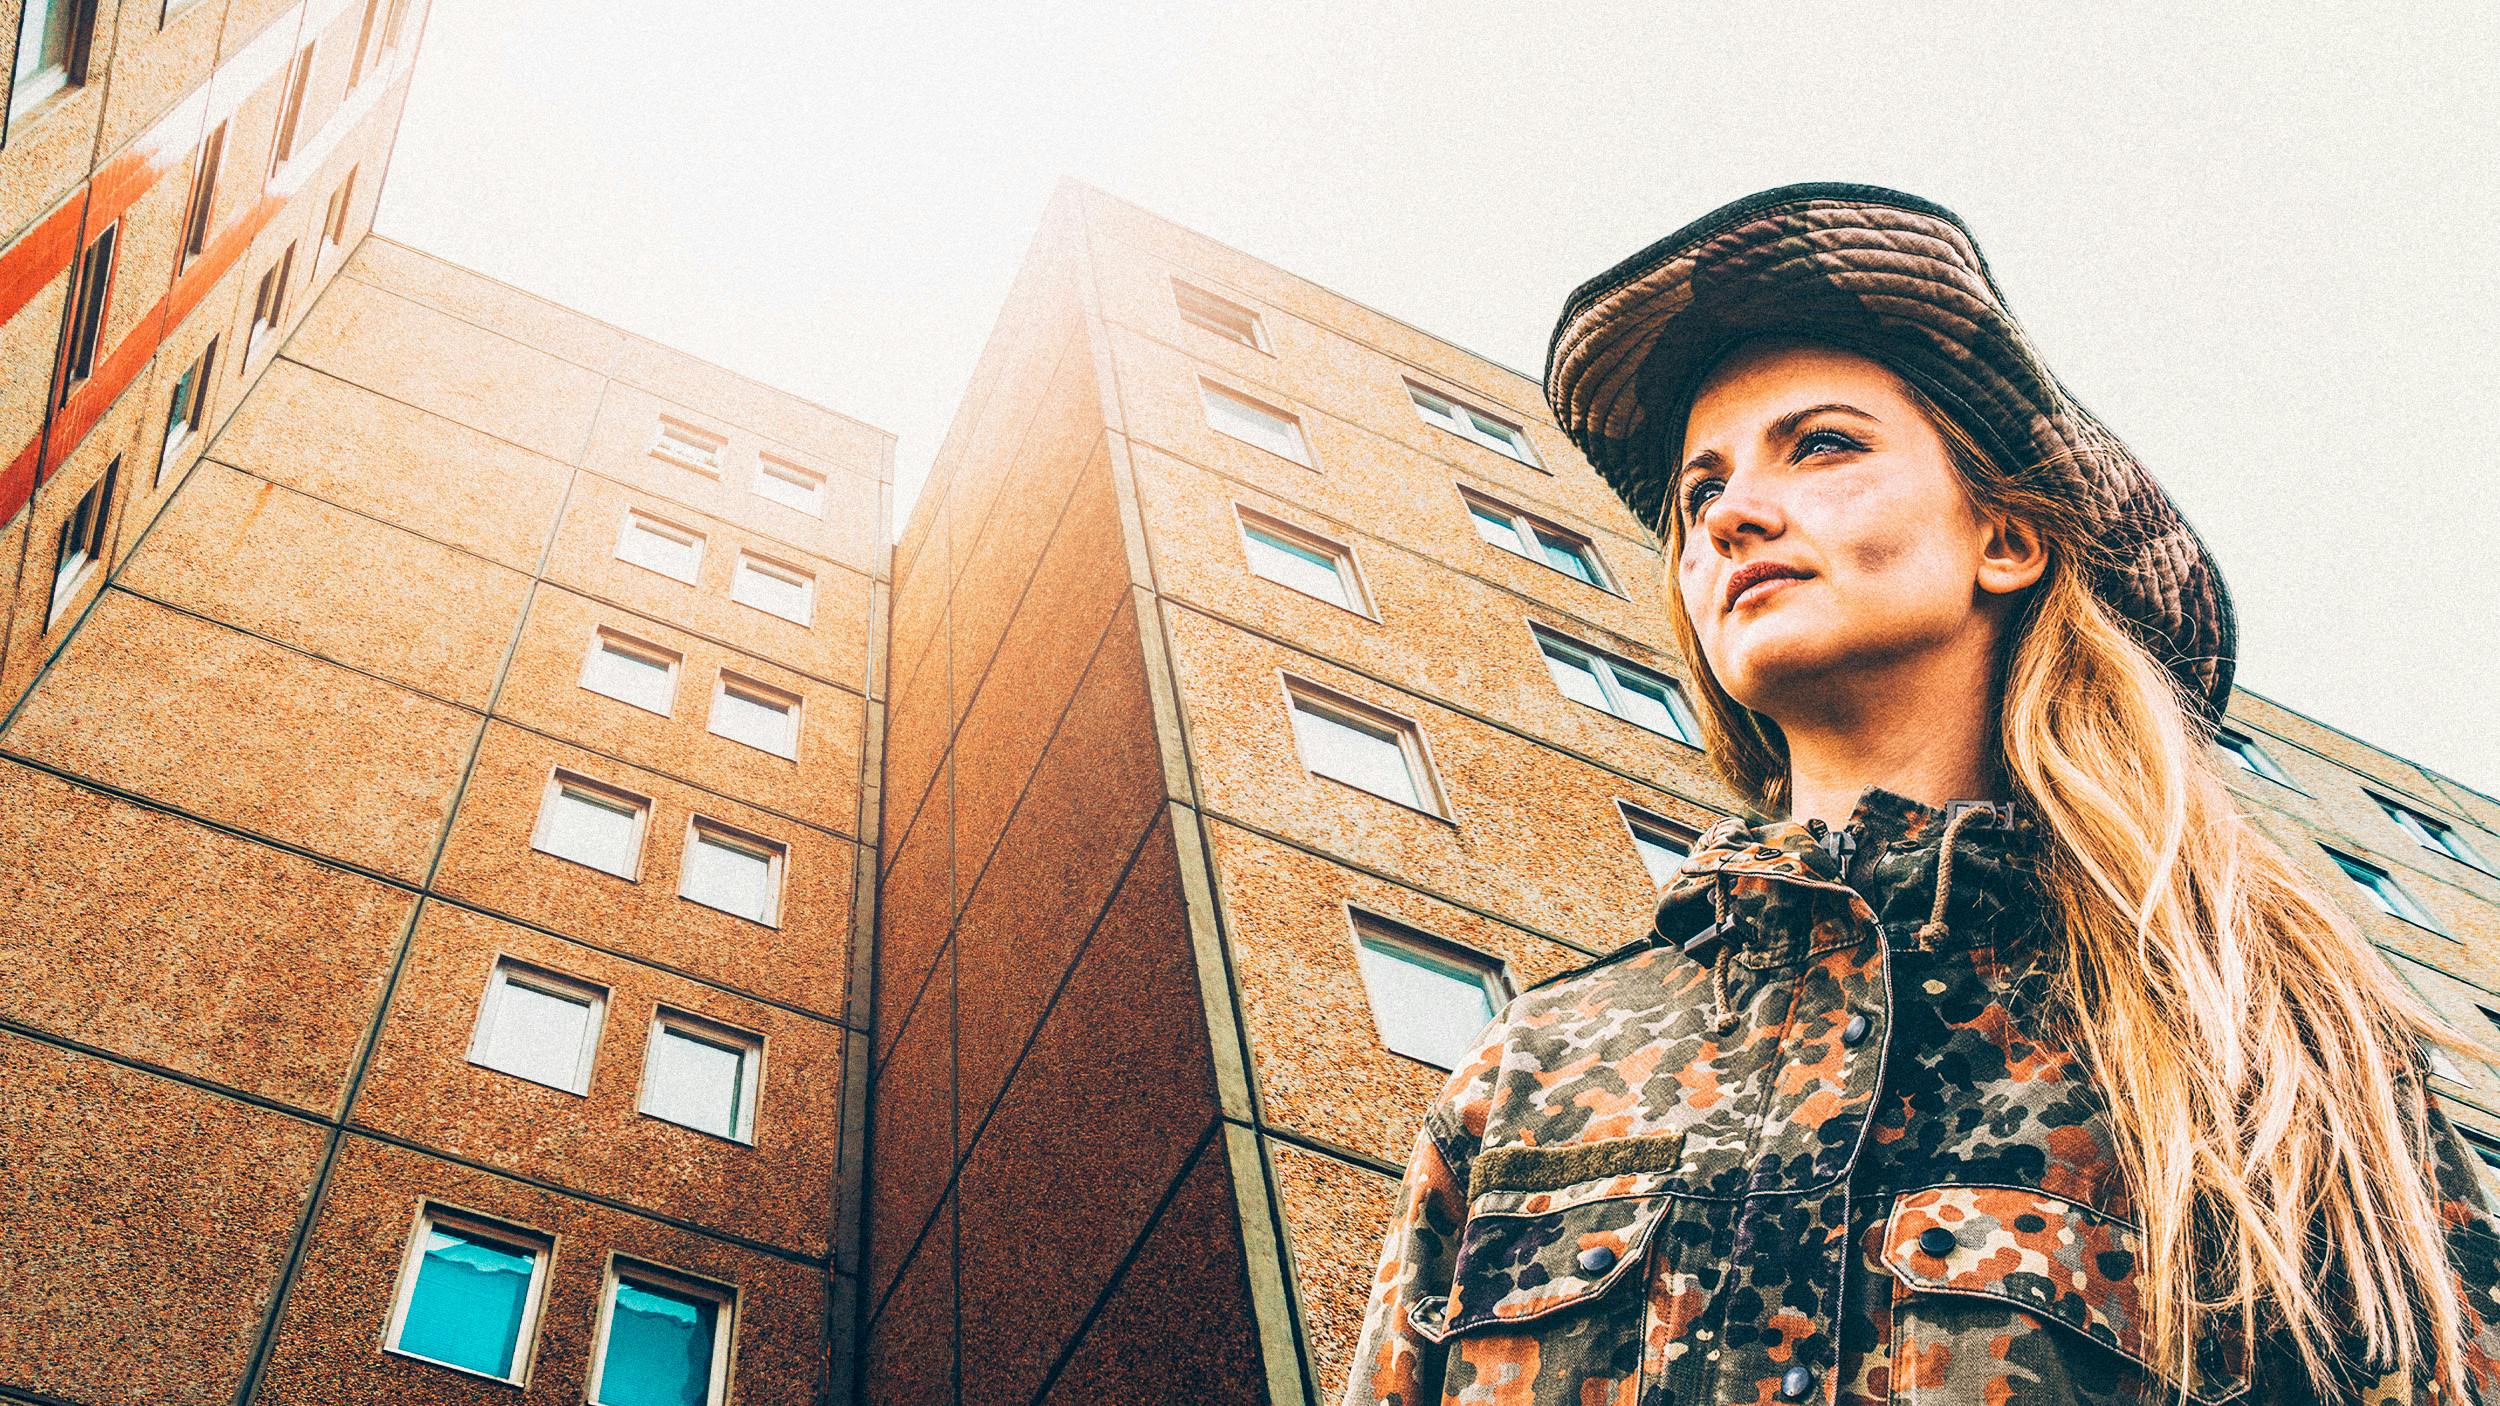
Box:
[1405,1190,1667,1343]
[1884,1184,2250,1405]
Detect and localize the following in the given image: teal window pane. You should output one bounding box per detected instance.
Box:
[1243,525,1351,607]
[1468,503,1526,555]
[1531,526,1598,584]
[1538,640,1610,713]
[1629,825,1687,886]
[1608,663,1690,741]
[397,1226,536,1379]
[595,1278,720,1406]
[1356,933,1499,1068]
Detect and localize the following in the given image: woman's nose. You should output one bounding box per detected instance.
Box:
[1697,472,1782,549]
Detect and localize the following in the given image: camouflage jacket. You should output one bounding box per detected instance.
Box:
[1340,786,2500,1406]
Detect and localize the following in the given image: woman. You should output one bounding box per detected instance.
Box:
[1339,184,2500,1406]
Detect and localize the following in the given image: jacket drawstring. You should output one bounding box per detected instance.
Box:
[1915,804,1984,946]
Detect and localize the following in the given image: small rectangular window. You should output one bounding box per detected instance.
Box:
[267,42,314,171]
[2215,728,2294,787]
[615,510,706,584]
[650,418,724,475]
[1462,488,1611,589]
[709,672,801,759]
[323,164,359,248]
[579,627,682,716]
[1349,910,1508,1070]
[2423,1035,2470,1085]
[2325,846,2447,936]
[2459,1128,2500,1189]
[638,1009,762,1143]
[1409,382,1541,467]
[155,337,216,487]
[680,819,784,925]
[48,458,116,627]
[1619,802,1697,887]
[1533,625,1698,744]
[177,122,226,268]
[1236,507,1368,615]
[1172,279,1268,351]
[753,455,826,516]
[468,958,607,1095]
[346,0,384,87]
[2373,793,2493,875]
[588,1259,736,1406]
[532,771,651,881]
[1199,379,1310,466]
[56,222,116,405]
[1284,678,1444,816]
[730,552,814,625]
[379,0,410,55]
[9,0,90,121]
[383,1208,551,1384]
[246,241,296,361]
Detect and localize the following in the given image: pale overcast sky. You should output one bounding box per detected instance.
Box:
[373,1,2500,795]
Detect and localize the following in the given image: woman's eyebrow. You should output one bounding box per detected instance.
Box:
[1676,402,1881,492]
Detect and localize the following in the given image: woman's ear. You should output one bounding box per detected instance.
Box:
[1975,511,2050,598]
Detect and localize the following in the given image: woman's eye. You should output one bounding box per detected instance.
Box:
[1795,428,1861,457]
[1679,477,1720,519]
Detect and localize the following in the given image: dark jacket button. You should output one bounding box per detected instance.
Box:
[1841,1012,1870,1046]
[1778,1364,1814,1399]
[1575,1245,1617,1275]
[1917,1226,1958,1259]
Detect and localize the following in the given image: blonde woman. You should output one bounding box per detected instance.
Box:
[1339,184,2500,1406]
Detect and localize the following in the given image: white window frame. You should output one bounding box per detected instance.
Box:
[1407,381,1542,468]
[1618,800,1698,887]
[614,509,706,585]
[266,40,314,173]
[1531,623,1700,745]
[1458,487,1615,592]
[679,817,786,926]
[2325,845,2448,937]
[466,957,608,1096]
[1280,674,1450,819]
[245,241,295,364]
[2215,727,2296,788]
[47,458,116,628]
[9,0,88,122]
[585,1256,738,1406]
[635,1007,765,1145]
[530,770,652,882]
[176,121,226,270]
[156,337,216,486]
[382,1204,553,1386]
[2372,791,2493,875]
[753,454,826,517]
[730,551,815,625]
[1234,503,1373,618]
[708,671,802,760]
[577,625,683,717]
[56,220,116,405]
[1172,278,1269,352]
[649,416,725,476]
[1198,378,1312,467]
[1346,907,1511,1071]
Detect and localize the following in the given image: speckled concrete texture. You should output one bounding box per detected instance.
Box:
[254,1135,825,1406]
[0,69,105,241]
[340,237,636,372]
[865,965,953,1310]
[431,723,852,1013]
[0,1033,328,1406]
[92,0,229,155]
[0,762,412,1112]
[0,385,148,706]
[121,460,533,708]
[872,768,950,1067]
[1270,1137,1398,1403]
[1034,1136,1266,1405]
[864,1190,955,1406]
[607,337,895,471]
[879,620,952,868]
[353,903,845,1256]
[2,590,480,881]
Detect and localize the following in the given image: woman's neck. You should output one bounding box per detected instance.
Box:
[1779,678,2002,829]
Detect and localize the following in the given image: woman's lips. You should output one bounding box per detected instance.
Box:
[1730,573,1807,611]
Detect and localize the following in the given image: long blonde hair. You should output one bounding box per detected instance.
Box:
[1653,365,2482,1401]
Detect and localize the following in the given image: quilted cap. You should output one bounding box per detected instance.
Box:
[1544,182,2237,730]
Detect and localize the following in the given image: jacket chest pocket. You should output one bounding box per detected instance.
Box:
[1882,1185,2250,1406]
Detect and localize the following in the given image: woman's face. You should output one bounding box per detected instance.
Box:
[1673,337,2037,725]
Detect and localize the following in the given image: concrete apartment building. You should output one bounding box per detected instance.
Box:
[4,6,2500,1406]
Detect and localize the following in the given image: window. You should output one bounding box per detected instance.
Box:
[2423,1035,2471,1085]
[1349,911,1508,1069]
[345,0,384,88]
[177,122,225,268]
[468,959,607,1095]
[709,673,800,759]
[1173,279,1267,351]
[753,455,825,516]
[267,42,314,171]
[1534,625,1699,744]
[2460,1127,2500,1186]
[615,510,705,583]
[155,338,215,487]
[2216,728,2294,786]
[638,1009,762,1143]
[531,771,651,880]
[379,0,411,56]
[1409,382,1541,467]
[730,552,814,624]
[650,418,724,475]
[679,819,784,925]
[322,164,358,248]
[1619,802,1697,887]
[48,459,116,627]
[588,1259,736,1406]
[1462,489,1613,589]
[246,242,296,361]
[1236,507,1368,615]
[1284,679,1444,815]
[383,1208,551,1384]
[2374,793,2493,874]
[2325,846,2447,935]
[1199,380,1310,466]
[579,627,681,716]
[9,0,90,122]
[56,222,116,405]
